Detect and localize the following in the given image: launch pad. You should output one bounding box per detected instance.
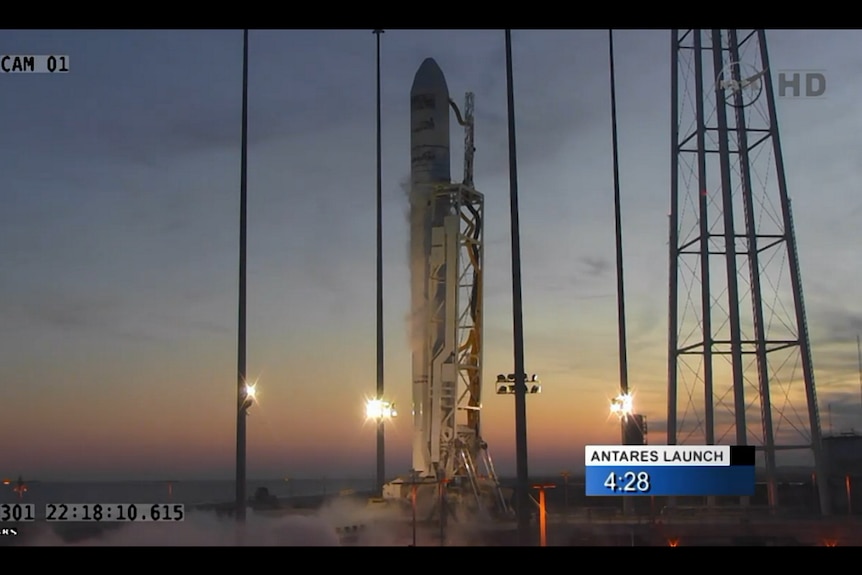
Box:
[382,59,509,519]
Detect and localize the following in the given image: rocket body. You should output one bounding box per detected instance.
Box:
[397,60,503,514]
[410,58,451,477]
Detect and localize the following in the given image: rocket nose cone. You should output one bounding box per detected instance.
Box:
[411,58,449,96]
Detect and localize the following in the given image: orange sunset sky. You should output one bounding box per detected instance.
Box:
[1,29,860,480]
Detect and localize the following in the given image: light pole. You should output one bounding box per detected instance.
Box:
[438,477,451,546]
[827,397,849,435]
[365,399,396,496]
[235,27,250,523]
[409,469,419,546]
[608,29,634,518]
[560,471,570,521]
[372,28,386,498]
[811,471,819,514]
[503,28,531,546]
[532,483,556,547]
[857,334,861,411]
[12,476,27,500]
[610,392,642,517]
[236,380,256,520]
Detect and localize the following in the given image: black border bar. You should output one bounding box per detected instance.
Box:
[730,445,755,466]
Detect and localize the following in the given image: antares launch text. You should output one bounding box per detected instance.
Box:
[585,445,735,466]
[590,447,724,465]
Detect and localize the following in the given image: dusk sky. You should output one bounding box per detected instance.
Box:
[1,29,860,480]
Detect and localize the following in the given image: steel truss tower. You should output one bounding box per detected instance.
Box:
[406,92,507,518]
[668,30,831,515]
[424,179,486,483]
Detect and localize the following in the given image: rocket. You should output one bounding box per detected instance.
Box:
[397,58,504,513]
[409,58,451,477]
[400,59,505,514]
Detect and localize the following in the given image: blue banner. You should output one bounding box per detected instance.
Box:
[585,465,755,497]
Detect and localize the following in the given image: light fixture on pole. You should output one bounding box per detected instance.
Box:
[364,396,396,498]
[409,469,419,546]
[610,392,634,419]
[496,372,541,395]
[365,398,397,421]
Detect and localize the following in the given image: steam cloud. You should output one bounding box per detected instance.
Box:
[401,174,426,360]
[20,512,340,546]
[15,496,490,546]
[15,494,494,546]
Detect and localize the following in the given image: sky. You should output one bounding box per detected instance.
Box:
[0,29,860,481]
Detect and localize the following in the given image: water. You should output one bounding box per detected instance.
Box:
[1,478,376,507]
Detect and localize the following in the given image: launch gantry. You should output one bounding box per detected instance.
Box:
[429,93,508,515]
[386,90,510,519]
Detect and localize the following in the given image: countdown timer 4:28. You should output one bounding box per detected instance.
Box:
[603,471,651,493]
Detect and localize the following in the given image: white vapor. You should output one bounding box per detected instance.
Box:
[21,511,340,546]
[18,496,493,546]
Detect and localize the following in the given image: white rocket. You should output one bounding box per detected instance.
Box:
[398,58,507,515]
[410,58,452,478]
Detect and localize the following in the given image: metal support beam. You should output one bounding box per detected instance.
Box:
[757,29,830,516]
[504,29,531,545]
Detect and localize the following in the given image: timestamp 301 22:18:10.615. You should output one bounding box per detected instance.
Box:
[45,503,185,522]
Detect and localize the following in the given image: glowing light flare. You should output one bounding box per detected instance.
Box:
[609,392,634,419]
[365,398,397,421]
[240,381,258,413]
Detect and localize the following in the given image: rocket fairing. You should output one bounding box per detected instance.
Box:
[410,58,451,477]
[411,58,451,186]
